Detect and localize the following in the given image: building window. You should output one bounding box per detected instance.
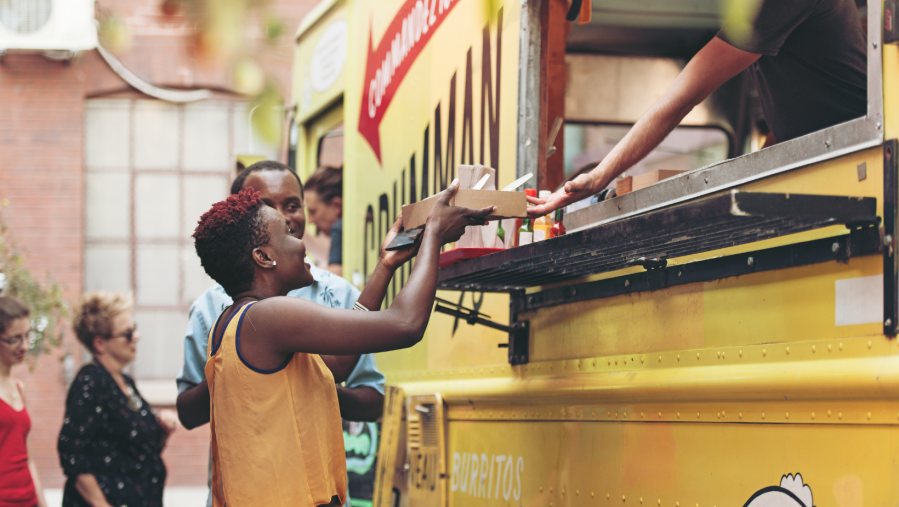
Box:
[83,98,278,401]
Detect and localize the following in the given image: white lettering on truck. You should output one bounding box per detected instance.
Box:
[451,452,523,501]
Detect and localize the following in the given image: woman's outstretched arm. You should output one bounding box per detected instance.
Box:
[253,181,493,357]
[320,213,420,382]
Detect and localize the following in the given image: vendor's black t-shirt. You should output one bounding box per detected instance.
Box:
[717,0,867,143]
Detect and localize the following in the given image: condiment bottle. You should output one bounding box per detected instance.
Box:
[533,190,553,241]
[518,219,534,246]
[550,209,566,238]
[515,189,537,248]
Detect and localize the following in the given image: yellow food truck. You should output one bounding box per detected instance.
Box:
[291,0,899,505]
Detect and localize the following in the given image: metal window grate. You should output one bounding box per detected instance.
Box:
[437,191,878,292]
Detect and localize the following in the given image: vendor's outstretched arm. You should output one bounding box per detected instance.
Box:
[528,37,760,217]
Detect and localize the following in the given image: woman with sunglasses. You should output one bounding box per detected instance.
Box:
[58,292,179,507]
[0,296,48,507]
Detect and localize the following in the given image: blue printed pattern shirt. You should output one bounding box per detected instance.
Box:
[176,263,385,395]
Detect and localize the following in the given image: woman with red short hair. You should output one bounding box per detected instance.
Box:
[192,181,489,506]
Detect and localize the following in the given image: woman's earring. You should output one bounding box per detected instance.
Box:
[272,261,277,267]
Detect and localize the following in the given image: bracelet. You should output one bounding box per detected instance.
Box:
[352,301,370,312]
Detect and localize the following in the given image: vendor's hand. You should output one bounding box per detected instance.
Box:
[378,215,419,271]
[427,179,495,244]
[527,171,604,218]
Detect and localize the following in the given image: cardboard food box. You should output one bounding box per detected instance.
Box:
[401,189,527,230]
[616,169,687,195]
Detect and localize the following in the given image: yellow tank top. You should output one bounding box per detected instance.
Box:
[206,302,347,507]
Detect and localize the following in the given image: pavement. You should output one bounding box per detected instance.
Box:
[44,487,209,507]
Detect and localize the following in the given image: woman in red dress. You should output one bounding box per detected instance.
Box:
[0,296,48,507]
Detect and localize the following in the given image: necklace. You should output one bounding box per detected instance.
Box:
[91,360,143,411]
[125,385,143,412]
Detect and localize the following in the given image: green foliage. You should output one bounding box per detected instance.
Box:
[263,17,285,42]
[0,214,69,364]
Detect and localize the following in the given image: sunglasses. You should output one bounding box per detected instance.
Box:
[106,324,137,343]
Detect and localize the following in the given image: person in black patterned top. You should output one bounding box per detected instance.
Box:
[58,292,179,507]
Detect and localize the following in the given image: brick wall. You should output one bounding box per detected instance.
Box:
[160,412,211,487]
[1,0,320,491]
[1,53,86,489]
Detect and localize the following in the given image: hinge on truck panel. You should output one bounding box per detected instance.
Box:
[433,297,530,365]
[883,139,898,337]
[507,319,530,366]
[627,255,668,290]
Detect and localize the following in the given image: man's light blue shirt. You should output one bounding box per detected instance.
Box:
[176,263,385,395]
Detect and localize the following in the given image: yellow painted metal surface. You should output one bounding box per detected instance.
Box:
[447,420,896,506]
[373,386,408,507]
[292,0,347,125]
[379,144,899,505]
[885,43,899,140]
[340,0,521,291]
[526,255,882,363]
[376,291,510,375]
[297,103,344,183]
[290,1,899,505]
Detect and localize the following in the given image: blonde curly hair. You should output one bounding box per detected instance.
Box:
[73,291,132,352]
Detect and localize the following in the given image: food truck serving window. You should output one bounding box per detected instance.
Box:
[557,0,883,228]
[564,123,731,187]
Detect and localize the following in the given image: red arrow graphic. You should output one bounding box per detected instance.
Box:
[359,0,461,165]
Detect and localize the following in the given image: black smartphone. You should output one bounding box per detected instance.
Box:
[385,227,424,251]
